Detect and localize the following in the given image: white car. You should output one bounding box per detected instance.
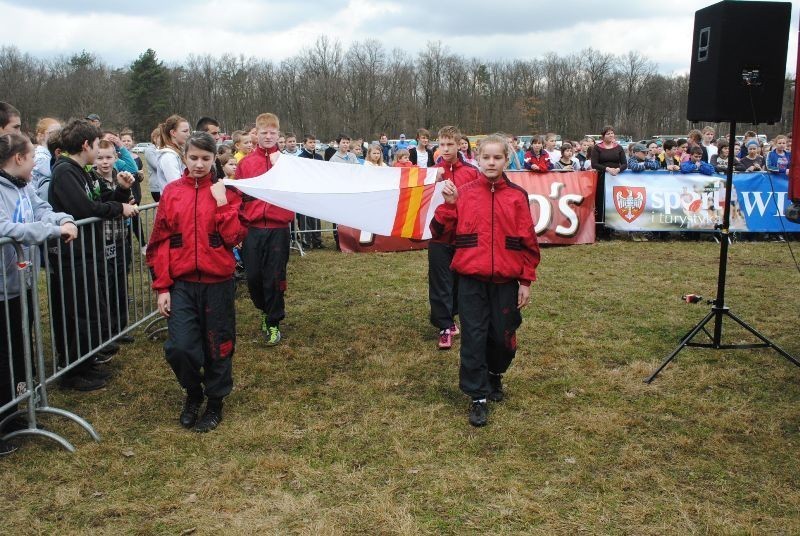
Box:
[131,142,154,154]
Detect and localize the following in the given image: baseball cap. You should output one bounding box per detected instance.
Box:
[632,143,647,153]
[86,113,100,121]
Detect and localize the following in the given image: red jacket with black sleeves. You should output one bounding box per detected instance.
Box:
[431,154,480,244]
[430,173,540,286]
[146,170,247,294]
[234,144,295,228]
[523,150,552,172]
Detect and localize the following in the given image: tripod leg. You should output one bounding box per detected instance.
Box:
[723,310,800,368]
[645,310,716,384]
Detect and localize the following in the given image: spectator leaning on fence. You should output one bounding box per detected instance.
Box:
[711,139,733,174]
[47,119,138,392]
[523,135,552,173]
[146,132,246,433]
[236,112,294,346]
[0,131,77,456]
[627,144,659,172]
[680,146,715,175]
[553,142,581,171]
[766,134,791,174]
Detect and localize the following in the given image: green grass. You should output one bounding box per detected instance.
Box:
[2,237,800,535]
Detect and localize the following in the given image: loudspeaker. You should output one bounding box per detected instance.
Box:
[687,0,791,123]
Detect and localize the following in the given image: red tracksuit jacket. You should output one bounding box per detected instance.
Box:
[147,170,247,294]
[431,155,480,244]
[523,150,552,173]
[235,144,295,228]
[430,173,540,286]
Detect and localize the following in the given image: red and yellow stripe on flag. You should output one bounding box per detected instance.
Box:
[391,167,436,239]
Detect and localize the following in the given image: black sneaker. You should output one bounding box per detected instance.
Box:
[194,406,223,433]
[60,373,106,392]
[117,334,135,344]
[468,400,488,427]
[179,397,203,429]
[488,373,504,402]
[0,439,17,457]
[86,363,113,381]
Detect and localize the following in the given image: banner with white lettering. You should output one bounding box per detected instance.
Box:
[339,170,597,252]
[604,171,800,232]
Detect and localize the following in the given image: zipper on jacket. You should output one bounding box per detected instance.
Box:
[490,181,495,282]
[194,178,200,281]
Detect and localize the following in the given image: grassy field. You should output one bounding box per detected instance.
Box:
[2,237,800,535]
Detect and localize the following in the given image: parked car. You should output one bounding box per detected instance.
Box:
[131,142,155,154]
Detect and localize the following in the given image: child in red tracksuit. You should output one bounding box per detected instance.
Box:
[235,112,293,346]
[523,135,552,173]
[428,126,479,350]
[147,132,246,433]
[431,134,540,427]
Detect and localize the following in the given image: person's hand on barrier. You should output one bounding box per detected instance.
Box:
[531,164,540,171]
[117,171,135,189]
[442,180,458,204]
[607,167,620,176]
[210,181,228,206]
[60,222,78,243]
[157,292,171,317]
[121,203,139,217]
[517,284,530,309]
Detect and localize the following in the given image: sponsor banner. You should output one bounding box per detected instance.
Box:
[339,170,597,252]
[605,171,800,232]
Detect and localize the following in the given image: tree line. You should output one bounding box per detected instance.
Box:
[1,38,795,142]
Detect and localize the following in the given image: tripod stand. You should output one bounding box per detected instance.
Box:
[645,120,800,383]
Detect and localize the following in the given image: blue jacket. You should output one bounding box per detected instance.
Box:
[114,146,139,174]
[680,160,715,175]
[766,150,790,174]
[627,156,659,172]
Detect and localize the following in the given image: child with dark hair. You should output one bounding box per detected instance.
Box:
[524,135,552,172]
[147,132,245,432]
[680,146,715,175]
[658,140,681,171]
[329,134,359,165]
[48,120,138,391]
[0,132,77,455]
[711,139,734,173]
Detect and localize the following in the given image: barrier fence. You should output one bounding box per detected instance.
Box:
[0,203,160,452]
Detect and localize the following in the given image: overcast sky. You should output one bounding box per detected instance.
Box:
[3,0,799,74]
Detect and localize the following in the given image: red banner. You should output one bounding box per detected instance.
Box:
[338,170,597,252]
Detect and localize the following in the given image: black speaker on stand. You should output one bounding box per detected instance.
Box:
[646,0,799,383]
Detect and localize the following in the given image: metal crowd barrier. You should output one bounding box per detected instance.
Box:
[0,203,160,452]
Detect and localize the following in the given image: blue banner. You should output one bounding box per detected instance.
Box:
[605,171,800,232]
